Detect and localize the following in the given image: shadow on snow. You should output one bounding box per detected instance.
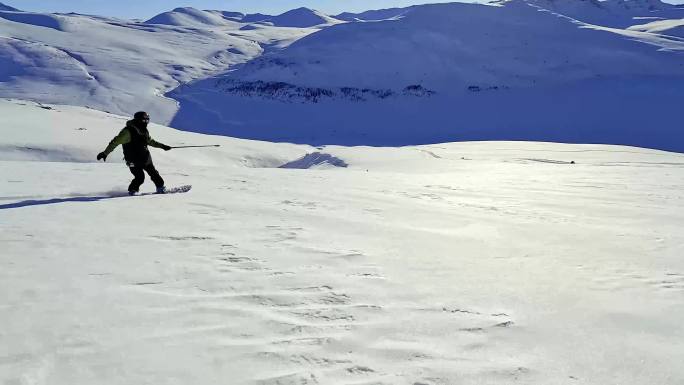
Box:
[0,193,131,210]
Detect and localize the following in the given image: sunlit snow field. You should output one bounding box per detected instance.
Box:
[1,100,683,384]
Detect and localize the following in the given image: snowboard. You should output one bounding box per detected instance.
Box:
[135,185,192,196]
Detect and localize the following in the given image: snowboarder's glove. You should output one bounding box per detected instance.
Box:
[161,144,172,151]
[97,152,107,161]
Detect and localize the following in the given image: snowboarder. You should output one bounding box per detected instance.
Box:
[97,111,172,195]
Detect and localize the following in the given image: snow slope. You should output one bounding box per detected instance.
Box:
[0,2,19,12]
[242,13,275,23]
[145,7,342,29]
[628,17,684,36]
[267,8,343,28]
[335,7,413,22]
[332,0,684,25]
[0,9,316,124]
[1,1,682,152]
[521,0,684,27]
[236,8,343,27]
[144,7,241,28]
[170,0,684,151]
[2,99,684,384]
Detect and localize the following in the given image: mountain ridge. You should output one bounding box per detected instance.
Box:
[169,0,684,150]
[1,0,683,150]
[0,2,19,12]
[145,6,342,28]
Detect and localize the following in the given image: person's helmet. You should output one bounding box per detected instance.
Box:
[134,111,150,122]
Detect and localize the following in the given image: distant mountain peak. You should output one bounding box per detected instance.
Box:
[289,7,316,12]
[171,7,195,12]
[145,7,238,27]
[0,2,20,11]
[209,10,245,20]
[270,7,342,27]
[520,0,674,12]
[335,7,413,22]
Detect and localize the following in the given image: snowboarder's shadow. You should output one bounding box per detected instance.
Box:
[0,193,129,210]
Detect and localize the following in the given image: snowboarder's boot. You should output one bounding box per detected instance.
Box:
[128,190,138,196]
[156,186,167,194]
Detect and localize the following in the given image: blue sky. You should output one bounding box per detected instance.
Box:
[3,0,468,19]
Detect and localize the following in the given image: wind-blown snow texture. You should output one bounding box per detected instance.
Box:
[0,0,683,151]
[2,99,684,384]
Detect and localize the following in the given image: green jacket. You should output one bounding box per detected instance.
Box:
[103,121,167,156]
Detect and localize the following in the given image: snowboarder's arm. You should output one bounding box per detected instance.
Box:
[102,128,131,155]
[147,137,171,151]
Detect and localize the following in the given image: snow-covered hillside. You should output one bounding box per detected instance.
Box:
[143,7,342,29]
[0,1,682,151]
[144,7,243,28]
[521,0,684,27]
[627,17,684,36]
[335,7,413,22]
[230,8,344,28]
[265,8,343,28]
[2,99,684,384]
[169,0,684,151]
[0,7,318,123]
[0,2,18,12]
[188,1,683,92]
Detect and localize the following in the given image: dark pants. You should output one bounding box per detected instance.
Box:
[128,161,164,192]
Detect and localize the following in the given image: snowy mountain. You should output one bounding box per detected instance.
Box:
[241,12,275,23]
[3,98,684,385]
[169,0,684,151]
[335,7,414,22]
[0,8,316,123]
[3,2,684,383]
[519,0,684,27]
[266,7,343,27]
[146,7,342,28]
[627,17,684,36]
[1,0,683,151]
[144,7,241,27]
[0,2,19,12]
